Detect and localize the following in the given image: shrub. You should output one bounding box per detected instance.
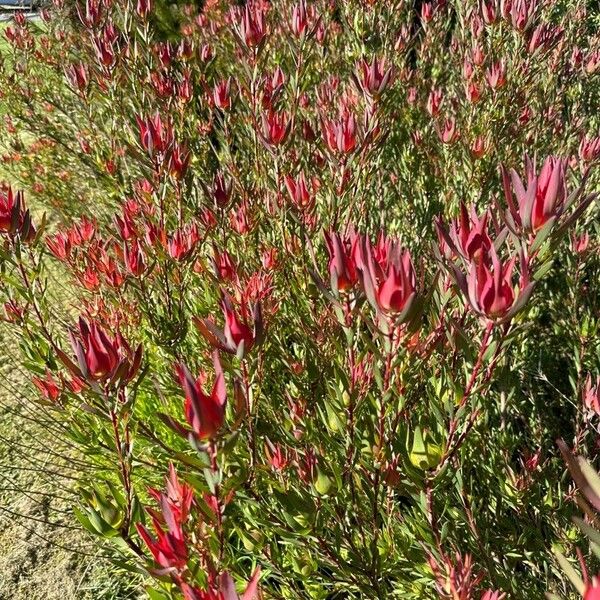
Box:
[0,0,599,598]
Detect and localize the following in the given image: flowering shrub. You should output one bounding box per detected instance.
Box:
[0,0,599,597]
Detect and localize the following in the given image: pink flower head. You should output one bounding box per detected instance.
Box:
[354,57,394,98]
[461,245,534,322]
[322,113,358,154]
[501,155,569,234]
[357,233,419,322]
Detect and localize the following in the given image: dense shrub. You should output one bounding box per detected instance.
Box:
[0,0,599,597]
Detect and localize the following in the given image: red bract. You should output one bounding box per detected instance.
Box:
[136,112,174,160]
[265,440,288,471]
[168,142,191,179]
[481,591,507,600]
[508,0,537,31]
[500,155,569,234]
[167,223,200,261]
[210,172,233,208]
[180,569,261,600]
[585,579,600,600]
[436,203,492,262]
[46,231,72,261]
[284,172,315,212]
[486,60,506,90]
[136,0,151,20]
[175,353,226,440]
[358,233,419,321]
[231,3,267,51]
[194,296,263,358]
[123,239,146,276]
[0,186,35,241]
[480,0,497,24]
[66,318,142,385]
[354,57,393,99]
[459,246,534,323]
[210,246,237,282]
[136,515,188,572]
[76,0,102,28]
[426,87,443,117]
[322,113,357,154]
[438,117,459,144]
[290,0,317,38]
[323,230,360,292]
[260,110,292,147]
[32,369,61,403]
[213,78,232,110]
[428,552,483,600]
[147,464,194,528]
[579,135,600,162]
[64,62,89,93]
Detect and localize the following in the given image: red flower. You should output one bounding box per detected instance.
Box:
[65,318,142,385]
[32,369,61,403]
[486,60,506,89]
[436,203,492,262]
[147,463,194,526]
[195,296,263,358]
[501,155,569,234]
[585,579,600,600]
[180,569,261,600]
[322,113,358,154]
[358,233,420,321]
[175,353,226,439]
[579,135,600,162]
[46,231,72,261]
[232,3,267,50]
[136,112,174,159]
[124,239,147,276]
[168,142,190,179]
[324,230,360,292]
[458,246,534,322]
[167,223,200,261]
[284,173,315,212]
[354,57,393,98]
[136,516,188,571]
[213,78,232,110]
[0,186,35,241]
[260,110,292,147]
[375,249,417,314]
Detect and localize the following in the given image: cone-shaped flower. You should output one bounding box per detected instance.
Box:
[194,296,262,358]
[501,155,567,234]
[376,250,417,314]
[180,568,261,600]
[357,233,420,323]
[584,374,600,415]
[462,245,534,322]
[436,203,492,262]
[65,318,142,385]
[32,369,61,403]
[323,230,360,293]
[176,353,226,440]
[136,466,193,572]
[585,578,600,600]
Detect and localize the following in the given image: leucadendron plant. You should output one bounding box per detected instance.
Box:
[0,0,599,597]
